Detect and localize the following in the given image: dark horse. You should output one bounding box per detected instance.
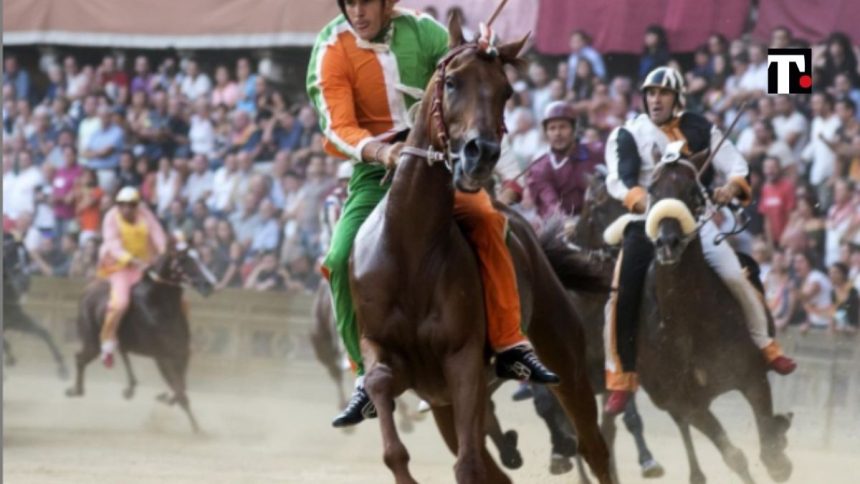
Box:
[530,171,664,480]
[349,18,611,484]
[638,148,792,483]
[2,233,68,378]
[65,242,215,433]
[619,146,791,483]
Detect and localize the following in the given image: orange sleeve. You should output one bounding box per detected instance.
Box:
[312,42,374,160]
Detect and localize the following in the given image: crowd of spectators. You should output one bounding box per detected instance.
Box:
[3,12,860,332]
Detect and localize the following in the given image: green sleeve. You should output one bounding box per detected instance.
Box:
[419,16,450,67]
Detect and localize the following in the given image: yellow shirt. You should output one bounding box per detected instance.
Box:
[118,214,150,261]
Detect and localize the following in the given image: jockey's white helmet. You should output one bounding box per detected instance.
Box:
[115,186,141,204]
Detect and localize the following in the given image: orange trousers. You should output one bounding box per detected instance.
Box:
[454,189,525,351]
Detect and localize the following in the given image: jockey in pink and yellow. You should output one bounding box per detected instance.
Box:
[97,186,167,367]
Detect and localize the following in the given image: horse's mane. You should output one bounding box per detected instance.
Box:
[538,217,612,293]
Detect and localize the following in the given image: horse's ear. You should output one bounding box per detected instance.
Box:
[498,33,530,63]
[689,148,710,169]
[448,13,465,48]
[166,238,177,254]
[651,142,663,163]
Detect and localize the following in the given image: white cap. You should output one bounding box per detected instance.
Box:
[115,186,140,203]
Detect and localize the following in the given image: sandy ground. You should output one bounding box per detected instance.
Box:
[4,350,859,484]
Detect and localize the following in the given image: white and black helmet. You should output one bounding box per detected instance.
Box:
[640,66,686,114]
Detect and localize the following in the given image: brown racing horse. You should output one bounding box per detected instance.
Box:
[349,18,612,484]
[65,241,215,433]
[531,171,664,481]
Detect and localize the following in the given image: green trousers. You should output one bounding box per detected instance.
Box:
[321,164,388,376]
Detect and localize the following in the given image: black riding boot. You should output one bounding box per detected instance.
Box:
[332,386,377,428]
[496,344,560,384]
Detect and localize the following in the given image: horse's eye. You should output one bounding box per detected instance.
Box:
[445,76,456,91]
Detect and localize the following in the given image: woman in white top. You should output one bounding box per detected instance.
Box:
[154,156,180,218]
[825,179,859,266]
[189,99,215,158]
[794,251,834,332]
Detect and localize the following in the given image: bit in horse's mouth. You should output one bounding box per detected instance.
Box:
[655,248,682,266]
[456,173,482,193]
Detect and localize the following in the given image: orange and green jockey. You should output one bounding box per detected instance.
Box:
[97,187,167,367]
[308,0,558,428]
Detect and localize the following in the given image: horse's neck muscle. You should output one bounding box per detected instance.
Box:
[654,238,720,322]
[385,97,454,247]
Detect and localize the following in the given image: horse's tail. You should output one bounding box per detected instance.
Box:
[538,217,612,293]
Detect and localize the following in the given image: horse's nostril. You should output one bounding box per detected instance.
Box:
[463,139,481,161]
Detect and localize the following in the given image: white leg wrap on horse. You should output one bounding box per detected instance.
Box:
[700,222,772,349]
[355,374,365,390]
[101,340,117,354]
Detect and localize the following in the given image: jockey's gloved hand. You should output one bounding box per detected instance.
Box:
[713,182,740,206]
[381,142,406,171]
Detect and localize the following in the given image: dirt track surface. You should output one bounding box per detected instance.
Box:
[4,355,859,484]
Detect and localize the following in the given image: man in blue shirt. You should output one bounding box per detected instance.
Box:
[3,56,30,102]
[83,105,125,190]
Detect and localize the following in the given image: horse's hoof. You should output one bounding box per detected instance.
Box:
[65,387,83,398]
[123,387,135,400]
[549,453,573,475]
[762,452,792,483]
[501,449,523,470]
[156,392,175,405]
[690,471,706,484]
[641,459,665,478]
[499,430,523,469]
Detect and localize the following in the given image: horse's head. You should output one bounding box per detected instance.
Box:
[645,141,710,265]
[3,232,28,277]
[572,166,626,250]
[149,237,216,297]
[429,15,528,192]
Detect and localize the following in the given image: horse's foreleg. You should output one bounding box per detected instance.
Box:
[532,384,576,475]
[740,375,793,483]
[15,310,68,378]
[364,364,417,484]
[432,404,511,484]
[445,352,510,484]
[155,357,200,433]
[486,396,522,470]
[66,345,98,397]
[669,412,706,484]
[120,351,137,399]
[396,396,415,433]
[597,395,619,483]
[532,324,612,484]
[311,288,347,408]
[622,396,664,478]
[3,338,16,366]
[688,408,754,484]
